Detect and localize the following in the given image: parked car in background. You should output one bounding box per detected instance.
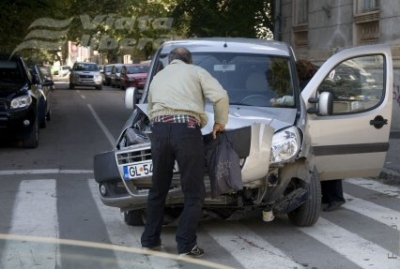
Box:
[0,55,46,148]
[94,38,393,228]
[110,64,123,88]
[38,65,55,90]
[101,64,114,86]
[59,65,71,77]
[119,64,149,93]
[69,62,102,90]
[29,64,53,128]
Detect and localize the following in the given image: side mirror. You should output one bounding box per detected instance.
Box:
[125,87,138,109]
[307,91,333,116]
[32,74,40,84]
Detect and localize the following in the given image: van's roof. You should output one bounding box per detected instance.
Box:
[159,38,292,57]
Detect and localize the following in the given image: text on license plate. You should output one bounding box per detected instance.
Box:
[123,161,153,180]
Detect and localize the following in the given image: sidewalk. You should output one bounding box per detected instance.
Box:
[379,130,400,180]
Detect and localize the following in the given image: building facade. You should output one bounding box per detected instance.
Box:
[275,0,400,130]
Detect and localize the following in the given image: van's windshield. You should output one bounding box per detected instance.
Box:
[154,53,295,107]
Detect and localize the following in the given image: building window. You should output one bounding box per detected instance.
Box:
[294,0,308,25]
[354,0,380,45]
[292,0,308,48]
[357,0,380,13]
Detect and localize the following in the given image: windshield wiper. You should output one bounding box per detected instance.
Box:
[229,102,252,106]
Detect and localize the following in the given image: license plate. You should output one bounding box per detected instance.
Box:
[123,161,153,180]
[123,161,179,180]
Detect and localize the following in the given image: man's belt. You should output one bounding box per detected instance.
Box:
[152,115,200,126]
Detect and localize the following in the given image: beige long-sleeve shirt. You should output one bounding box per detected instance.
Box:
[147,59,229,128]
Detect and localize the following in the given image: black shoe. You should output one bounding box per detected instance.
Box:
[323,201,345,212]
[179,244,204,258]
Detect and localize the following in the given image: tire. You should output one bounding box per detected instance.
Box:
[96,85,102,90]
[22,118,39,148]
[39,117,46,128]
[38,101,47,128]
[124,209,145,226]
[69,83,74,89]
[123,208,181,227]
[46,109,51,121]
[287,168,321,227]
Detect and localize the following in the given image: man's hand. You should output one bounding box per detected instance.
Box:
[212,123,225,139]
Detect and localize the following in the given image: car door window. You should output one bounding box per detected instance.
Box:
[318,55,385,114]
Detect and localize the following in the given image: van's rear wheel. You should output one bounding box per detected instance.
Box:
[124,209,145,226]
[287,168,321,227]
[124,207,182,226]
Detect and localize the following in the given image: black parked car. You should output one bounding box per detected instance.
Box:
[101,64,114,86]
[29,64,53,128]
[0,55,52,148]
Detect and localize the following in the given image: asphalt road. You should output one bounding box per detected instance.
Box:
[0,80,400,269]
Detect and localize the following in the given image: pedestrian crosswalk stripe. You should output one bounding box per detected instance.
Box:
[202,222,304,269]
[343,193,400,227]
[0,169,93,176]
[1,179,60,268]
[346,178,400,199]
[299,217,400,269]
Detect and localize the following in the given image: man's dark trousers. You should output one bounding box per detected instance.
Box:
[141,122,206,254]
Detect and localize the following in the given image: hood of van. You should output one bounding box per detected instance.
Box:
[135,103,297,134]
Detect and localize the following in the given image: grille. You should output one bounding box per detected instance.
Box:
[117,148,152,165]
[79,75,93,78]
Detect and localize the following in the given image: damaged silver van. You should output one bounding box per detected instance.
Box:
[93,38,393,227]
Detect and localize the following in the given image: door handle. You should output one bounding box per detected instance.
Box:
[370,115,388,129]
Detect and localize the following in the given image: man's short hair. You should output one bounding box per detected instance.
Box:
[168,47,192,64]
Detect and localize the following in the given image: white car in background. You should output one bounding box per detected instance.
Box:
[59,65,71,77]
[69,62,102,90]
[93,38,393,227]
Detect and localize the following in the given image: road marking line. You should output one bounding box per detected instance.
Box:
[299,217,400,269]
[81,94,86,99]
[202,222,304,269]
[343,193,400,227]
[346,178,400,199]
[87,104,116,147]
[0,169,93,176]
[1,179,61,268]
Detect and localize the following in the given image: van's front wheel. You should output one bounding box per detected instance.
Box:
[287,168,321,227]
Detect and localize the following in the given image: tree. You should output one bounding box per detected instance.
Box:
[0,0,275,63]
[0,0,66,59]
[171,0,274,39]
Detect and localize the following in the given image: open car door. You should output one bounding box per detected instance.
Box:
[301,44,393,180]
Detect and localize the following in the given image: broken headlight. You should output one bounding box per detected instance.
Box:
[270,126,301,164]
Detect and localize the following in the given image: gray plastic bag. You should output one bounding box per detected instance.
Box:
[205,132,243,198]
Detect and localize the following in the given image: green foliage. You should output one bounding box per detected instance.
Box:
[266,58,291,96]
[0,0,274,62]
[171,0,274,38]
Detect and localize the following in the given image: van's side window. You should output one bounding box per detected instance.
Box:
[318,55,385,114]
